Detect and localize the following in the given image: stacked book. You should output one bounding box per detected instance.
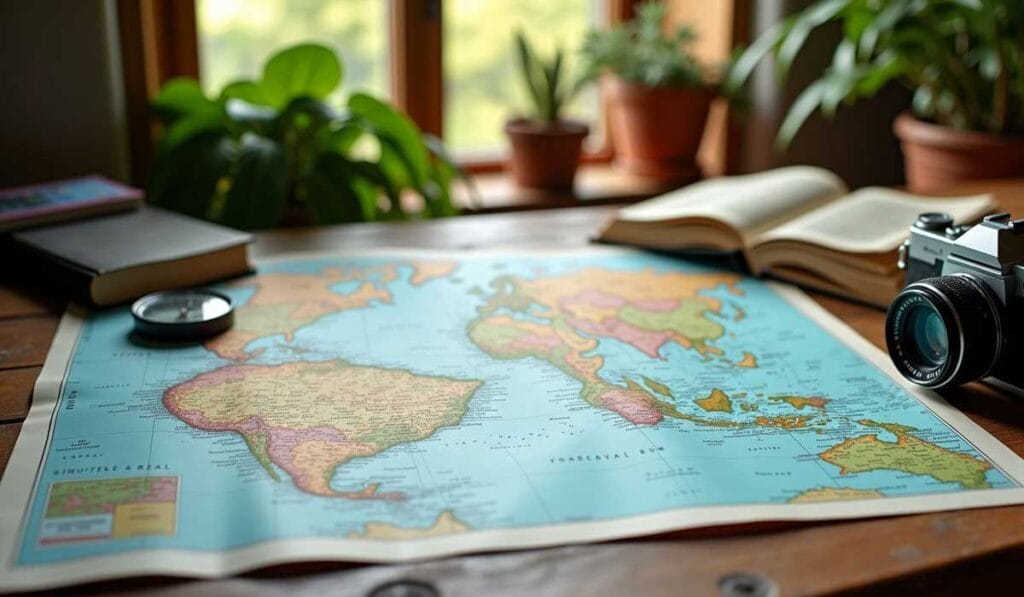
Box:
[1,176,251,306]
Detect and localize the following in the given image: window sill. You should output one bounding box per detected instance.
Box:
[454,164,681,214]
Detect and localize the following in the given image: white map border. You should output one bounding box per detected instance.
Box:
[3,246,1024,590]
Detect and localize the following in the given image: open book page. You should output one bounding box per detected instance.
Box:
[754,188,995,254]
[613,166,848,242]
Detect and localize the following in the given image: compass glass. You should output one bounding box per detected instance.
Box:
[134,291,232,323]
[131,290,234,340]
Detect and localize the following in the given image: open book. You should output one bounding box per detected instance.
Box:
[598,166,995,307]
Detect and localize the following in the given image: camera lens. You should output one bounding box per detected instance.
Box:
[885,274,1002,388]
[903,302,948,367]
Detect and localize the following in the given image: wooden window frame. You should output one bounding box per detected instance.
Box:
[389,0,443,137]
[117,0,200,185]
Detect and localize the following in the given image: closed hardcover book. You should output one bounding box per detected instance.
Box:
[4,207,252,306]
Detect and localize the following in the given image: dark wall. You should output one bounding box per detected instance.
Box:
[0,0,129,186]
[738,0,911,188]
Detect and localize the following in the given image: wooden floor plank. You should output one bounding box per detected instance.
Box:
[0,315,58,369]
[0,422,21,473]
[0,281,61,319]
[0,366,37,422]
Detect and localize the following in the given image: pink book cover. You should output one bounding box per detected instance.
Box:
[0,175,142,227]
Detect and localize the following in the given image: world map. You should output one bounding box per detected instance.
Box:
[7,249,1023,577]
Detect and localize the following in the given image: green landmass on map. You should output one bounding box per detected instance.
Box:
[858,419,918,435]
[694,389,733,413]
[790,486,885,503]
[641,376,674,398]
[820,429,993,489]
[770,395,830,410]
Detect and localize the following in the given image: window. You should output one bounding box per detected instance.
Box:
[187,0,621,165]
[120,1,743,184]
[443,0,606,157]
[196,0,390,102]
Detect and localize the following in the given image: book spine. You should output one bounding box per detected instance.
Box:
[1,236,96,306]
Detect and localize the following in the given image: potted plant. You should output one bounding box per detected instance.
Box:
[727,0,1024,192]
[504,31,589,190]
[149,43,465,229]
[581,1,715,182]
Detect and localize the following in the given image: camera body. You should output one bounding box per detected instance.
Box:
[886,212,1024,391]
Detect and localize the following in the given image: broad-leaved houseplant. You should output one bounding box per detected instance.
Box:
[149,43,463,229]
[728,0,1024,191]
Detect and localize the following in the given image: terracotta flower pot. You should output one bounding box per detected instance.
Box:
[894,112,1024,193]
[504,118,589,190]
[602,76,714,183]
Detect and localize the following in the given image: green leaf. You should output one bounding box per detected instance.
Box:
[776,0,853,79]
[316,121,362,155]
[777,78,828,148]
[514,30,548,121]
[346,159,401,213]
[842,6,875,49]
[912,86,936,117]
[976,46,1000,79]
[277,97,336,132]
[580,1,705,88]
[423,165,458,218]
[348,93,429,186]
[304,153,371,224]
[218,133,288,229]
[225,98,277,134]
[832,39,856,71]
[856,52,904,96]
[147,132,235,219]
[424,133,474,211]
[152,78,213,122]
[156,105,228,155]
[261,43,342,107]
[725,19,790,93]
[820,69,859,117]
[545,49,565,121]
[859,1,911,58]
[220,80,275,106]
[377,141,412,189]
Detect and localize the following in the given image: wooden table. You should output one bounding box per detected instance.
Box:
[4,180,1024,595]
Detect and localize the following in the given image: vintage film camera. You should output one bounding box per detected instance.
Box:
[885,212,1024,392]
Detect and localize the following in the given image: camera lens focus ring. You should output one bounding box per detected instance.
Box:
[885,274,1002,388]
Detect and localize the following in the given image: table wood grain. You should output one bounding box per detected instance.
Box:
[2,181,1024,595]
